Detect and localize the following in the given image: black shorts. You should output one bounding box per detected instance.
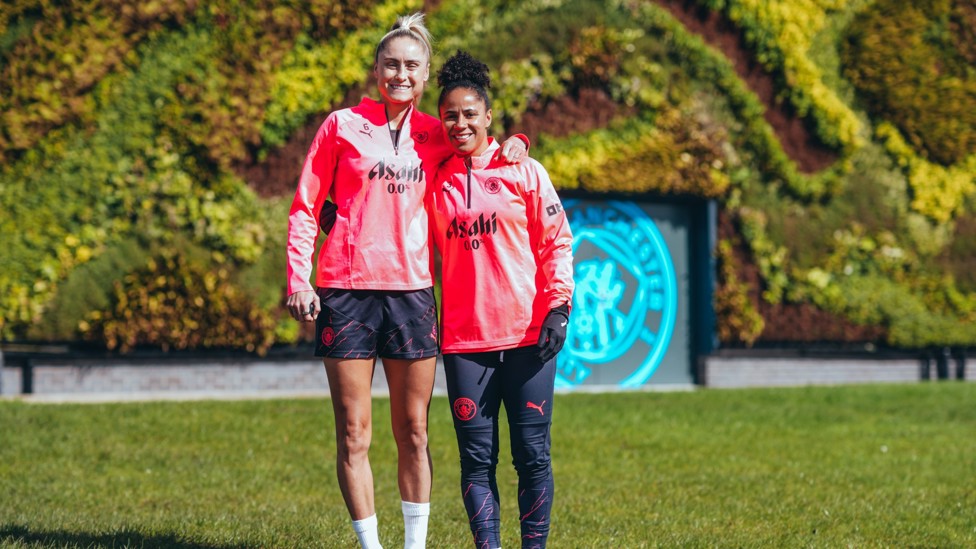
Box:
[314,287,439,359]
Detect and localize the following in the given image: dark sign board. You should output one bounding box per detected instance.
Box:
[559,199,714,389]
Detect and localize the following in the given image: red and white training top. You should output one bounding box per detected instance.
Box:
[287,97,451,294]
[428,138,574,353]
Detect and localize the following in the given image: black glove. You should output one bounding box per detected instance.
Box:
[537,303,570,363]
[319,201,337,235]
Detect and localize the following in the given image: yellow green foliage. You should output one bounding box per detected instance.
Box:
[261,31,376,149]
[490,55,570,130]
[842,0,976,166]
[0,0,391,166]
[877,123,976,224]
[714,240,765,346]
[568,26,645,87]
[0,1,394,342]
[538,106,732,197]
[806,273,976,347]
[3,0,974,351]
[737,207,790,304]
[81,248,276,355]
[0,28,269,339]
[0,1,199,162]
[259,0,421,151]
[702,0,863,152]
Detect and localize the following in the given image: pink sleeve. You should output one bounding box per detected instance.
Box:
[426,126,455,167]
[286,115,339,295]
[523,161,575,310]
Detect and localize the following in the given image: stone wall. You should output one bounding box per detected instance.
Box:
[0,350,451,401]
[1,349,969,401]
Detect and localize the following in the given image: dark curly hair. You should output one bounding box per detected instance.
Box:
[437,50,492,109]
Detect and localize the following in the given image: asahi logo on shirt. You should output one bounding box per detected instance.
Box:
[368,160,424,184]
[446,212,498,240]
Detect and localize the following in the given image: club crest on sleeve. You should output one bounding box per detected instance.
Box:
[412,130,429,144]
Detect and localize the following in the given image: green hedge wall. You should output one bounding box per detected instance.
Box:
[2,0,974,351]
[0,0,399,350]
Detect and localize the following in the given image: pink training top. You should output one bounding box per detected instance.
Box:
[287,97,450,294]
[428,139,575,353]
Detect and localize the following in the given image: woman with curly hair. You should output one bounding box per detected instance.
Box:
[428,50,574,549]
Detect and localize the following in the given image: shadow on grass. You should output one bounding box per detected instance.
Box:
[0,525,251,549]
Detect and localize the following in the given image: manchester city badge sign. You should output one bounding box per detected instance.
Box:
[559,200,678,388]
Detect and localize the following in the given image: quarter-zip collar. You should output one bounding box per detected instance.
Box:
[385,101,414,156]
[461,137,498,170]
[465,160,472,209]
[459,138,499,209]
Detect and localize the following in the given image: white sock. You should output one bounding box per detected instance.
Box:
[352,514,383,549]
[401,500,430,549]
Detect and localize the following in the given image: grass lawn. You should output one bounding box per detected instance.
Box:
[1,382,974,548]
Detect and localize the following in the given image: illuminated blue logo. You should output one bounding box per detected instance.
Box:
[558,201,677,388]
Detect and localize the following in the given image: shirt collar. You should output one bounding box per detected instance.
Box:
[464,137,499,170]
[358,97,415,131]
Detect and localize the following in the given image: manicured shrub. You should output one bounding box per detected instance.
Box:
[81,244,277,354]
[26,238,149,342]
[842,0,976,166]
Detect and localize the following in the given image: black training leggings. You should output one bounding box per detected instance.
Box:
[444,345,556,549]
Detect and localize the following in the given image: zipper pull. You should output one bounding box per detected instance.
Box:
[466,162,472,209]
